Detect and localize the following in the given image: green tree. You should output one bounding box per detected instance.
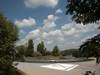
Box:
[40,41,45,55]
[45,51,52,55]
[0,13,18,75]
[66,0,100,24]
[15,45,26,61]
[52,46,60,56]
[44,48,47,56]
[37,41,46,56]
[66,0,100,64]
[79,42,92,58]
[79,34,100,64]
[26,39,34,57]
[37,43,41,54]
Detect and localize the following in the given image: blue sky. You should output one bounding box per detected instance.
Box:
[0,0,100,50]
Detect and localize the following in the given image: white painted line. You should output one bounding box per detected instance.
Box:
[41,63,78,71]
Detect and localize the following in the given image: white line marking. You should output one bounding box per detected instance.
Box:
[41,63,78,71]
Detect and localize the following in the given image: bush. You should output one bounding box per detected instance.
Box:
[59,55,65,59]
[0,57,17,75]
[33,52,42,57]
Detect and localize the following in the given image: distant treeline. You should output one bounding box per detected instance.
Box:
[15,39,80,61]
[60,49,80,57]
[15,39,61,61]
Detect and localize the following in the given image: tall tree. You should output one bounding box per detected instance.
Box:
[40,41,45,55]
[66,0,100,24]
[15,45,26,60]
[37,43,41,54]
[44,48,47,56]
[52,45,60,56]
[26,39,34,57]
[79,41,93,58]
[37,41,46,56]
[79,34,100,64]
[66,0,100,64]
[0,13,18,75]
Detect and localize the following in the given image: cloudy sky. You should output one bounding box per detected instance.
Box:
[0,0,100,50]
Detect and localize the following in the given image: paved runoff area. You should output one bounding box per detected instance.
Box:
[41,63,78,71]
[17,60,100,75]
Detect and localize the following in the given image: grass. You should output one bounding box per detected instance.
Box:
[76,58,94,62]
[23,56,94,63]
[25,55,65,61]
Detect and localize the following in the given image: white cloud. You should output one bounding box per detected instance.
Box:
[80,33,98,43]
[20,30,25,34]
[42,32,49,38]
[61,24,72,30]
[63,28,76,35]
[48,30,63,36]
[26,29,41,39]
[47,40,53,45]
[61,22,99,37]
[17,15,100,50]
[57,37,64,41]
[42,14,59,30]
[55,9,63,14]
[24,0,59,8]
[15,17,36,27]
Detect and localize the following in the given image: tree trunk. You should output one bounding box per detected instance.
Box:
[96,57,99,64]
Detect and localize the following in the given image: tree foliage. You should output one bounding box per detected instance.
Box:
[60,49,79,57]
[0,13,18,75]
[66,0,100,24]
[26,39,34,57]
[37,41,46,56]
[15,45,26,61]
[52,46,60,56]
[37,43,41,54]
[66,0,100,64]
[80,34,100,57]
[79,34,100,63]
